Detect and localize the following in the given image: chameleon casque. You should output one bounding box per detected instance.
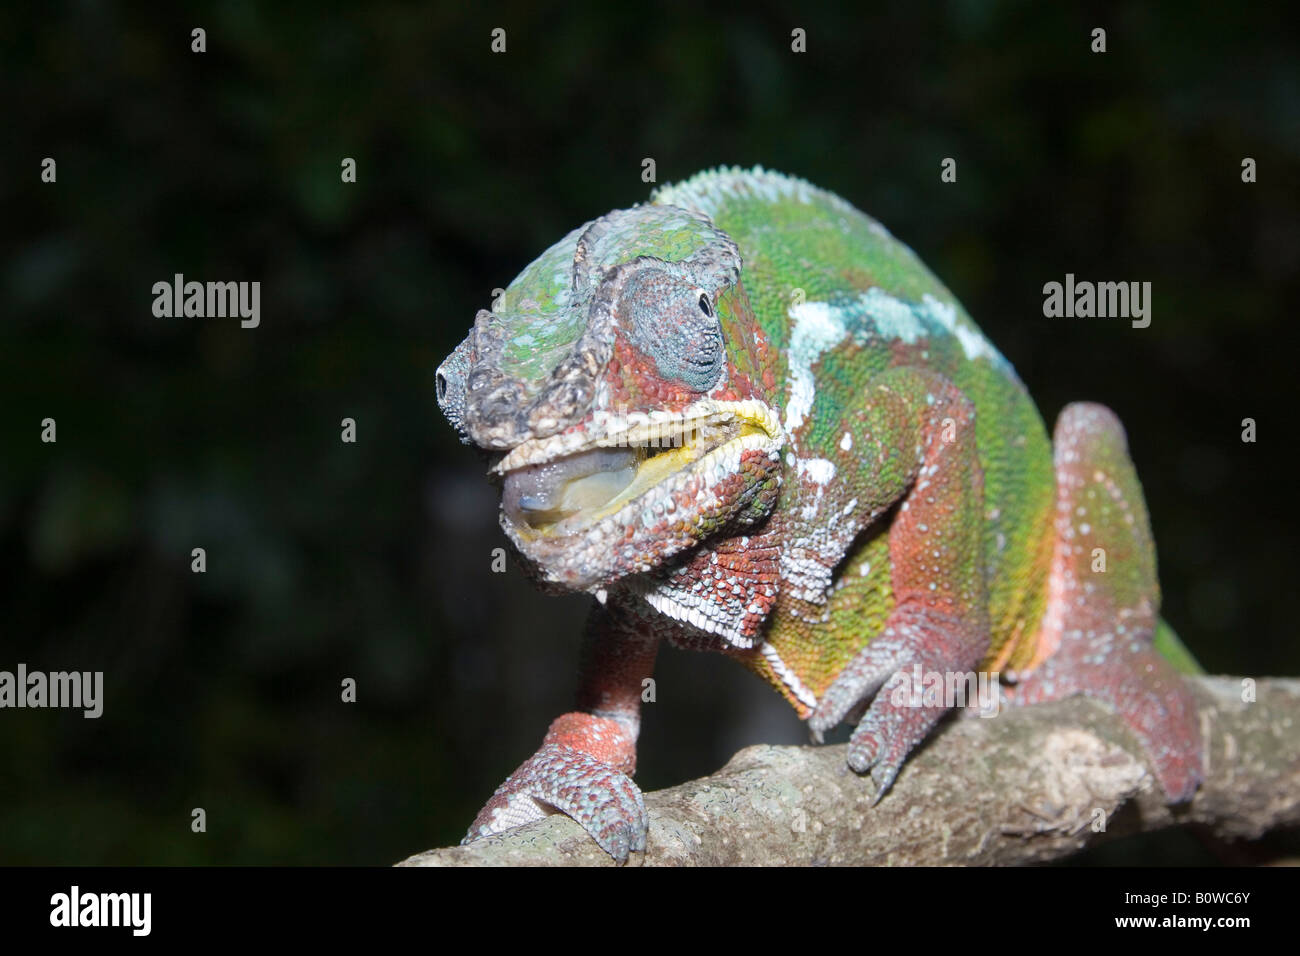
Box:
[436,167,1204,862]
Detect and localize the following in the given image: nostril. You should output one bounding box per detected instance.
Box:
[436,370,448,402]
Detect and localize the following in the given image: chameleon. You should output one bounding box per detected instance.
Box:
[435,166,1204,862]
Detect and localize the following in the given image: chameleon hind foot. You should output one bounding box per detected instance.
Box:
[1007,637,1203,801]
[1007,402,1203,801]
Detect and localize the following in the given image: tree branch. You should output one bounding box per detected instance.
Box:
[397,677,1300,866]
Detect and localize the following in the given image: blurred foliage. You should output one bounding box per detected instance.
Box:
[1,0,1296,864]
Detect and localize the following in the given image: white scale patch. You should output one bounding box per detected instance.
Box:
[786,291,1012,440]
[856,286,928,344]
[918,293,1010,369]
[760,641,818,710]
[643,586,752,648]
[794,457,835,520]
[784,300,849,434]
[797,457,836,485]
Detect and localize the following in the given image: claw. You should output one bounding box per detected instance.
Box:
[1010,640,1203,803]
[808,604,986,799]
[464,742,648,863]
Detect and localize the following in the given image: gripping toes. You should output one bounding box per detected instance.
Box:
[810,604,986,796]
[464,742,648,862]
[810,372,990,797]
[1011,637,1203,801]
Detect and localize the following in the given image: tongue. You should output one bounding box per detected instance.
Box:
[503,446,638,528]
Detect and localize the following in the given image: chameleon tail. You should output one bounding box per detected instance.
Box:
[1153,618,1203,676]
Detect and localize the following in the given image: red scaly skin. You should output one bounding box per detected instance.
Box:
[807,370,990,793]
[1004,404,1203,800]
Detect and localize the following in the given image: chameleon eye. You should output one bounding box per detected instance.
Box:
[621,269,726,393]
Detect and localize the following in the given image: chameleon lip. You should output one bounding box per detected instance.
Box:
[491,398,783,475]
[497,398,784,539]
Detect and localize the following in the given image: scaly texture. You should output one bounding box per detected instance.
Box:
[435,166,1204,862]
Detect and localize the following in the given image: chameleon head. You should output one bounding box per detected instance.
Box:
[437,204,786,592]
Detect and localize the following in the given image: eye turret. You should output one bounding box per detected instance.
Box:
[622,270,725,393]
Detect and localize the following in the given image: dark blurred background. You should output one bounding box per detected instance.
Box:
[2,1,1296,865]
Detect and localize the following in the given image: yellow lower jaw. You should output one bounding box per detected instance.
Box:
[511,407,780,539]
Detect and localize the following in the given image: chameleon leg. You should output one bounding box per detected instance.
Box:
[1007,402,1203,800]
[462,599,659,862]
[809,371,990,796]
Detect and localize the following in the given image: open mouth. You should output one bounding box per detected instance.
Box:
[496,400,783,537]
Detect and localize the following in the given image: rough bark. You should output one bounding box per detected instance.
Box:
[397,676,1300,866]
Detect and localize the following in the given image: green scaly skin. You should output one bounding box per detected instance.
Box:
[436,167,1204,863]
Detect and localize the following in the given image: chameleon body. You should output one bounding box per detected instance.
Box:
[436,167,1203,862]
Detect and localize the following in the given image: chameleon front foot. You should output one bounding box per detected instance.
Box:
[463,714,648,863]
[808,603,986,797]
